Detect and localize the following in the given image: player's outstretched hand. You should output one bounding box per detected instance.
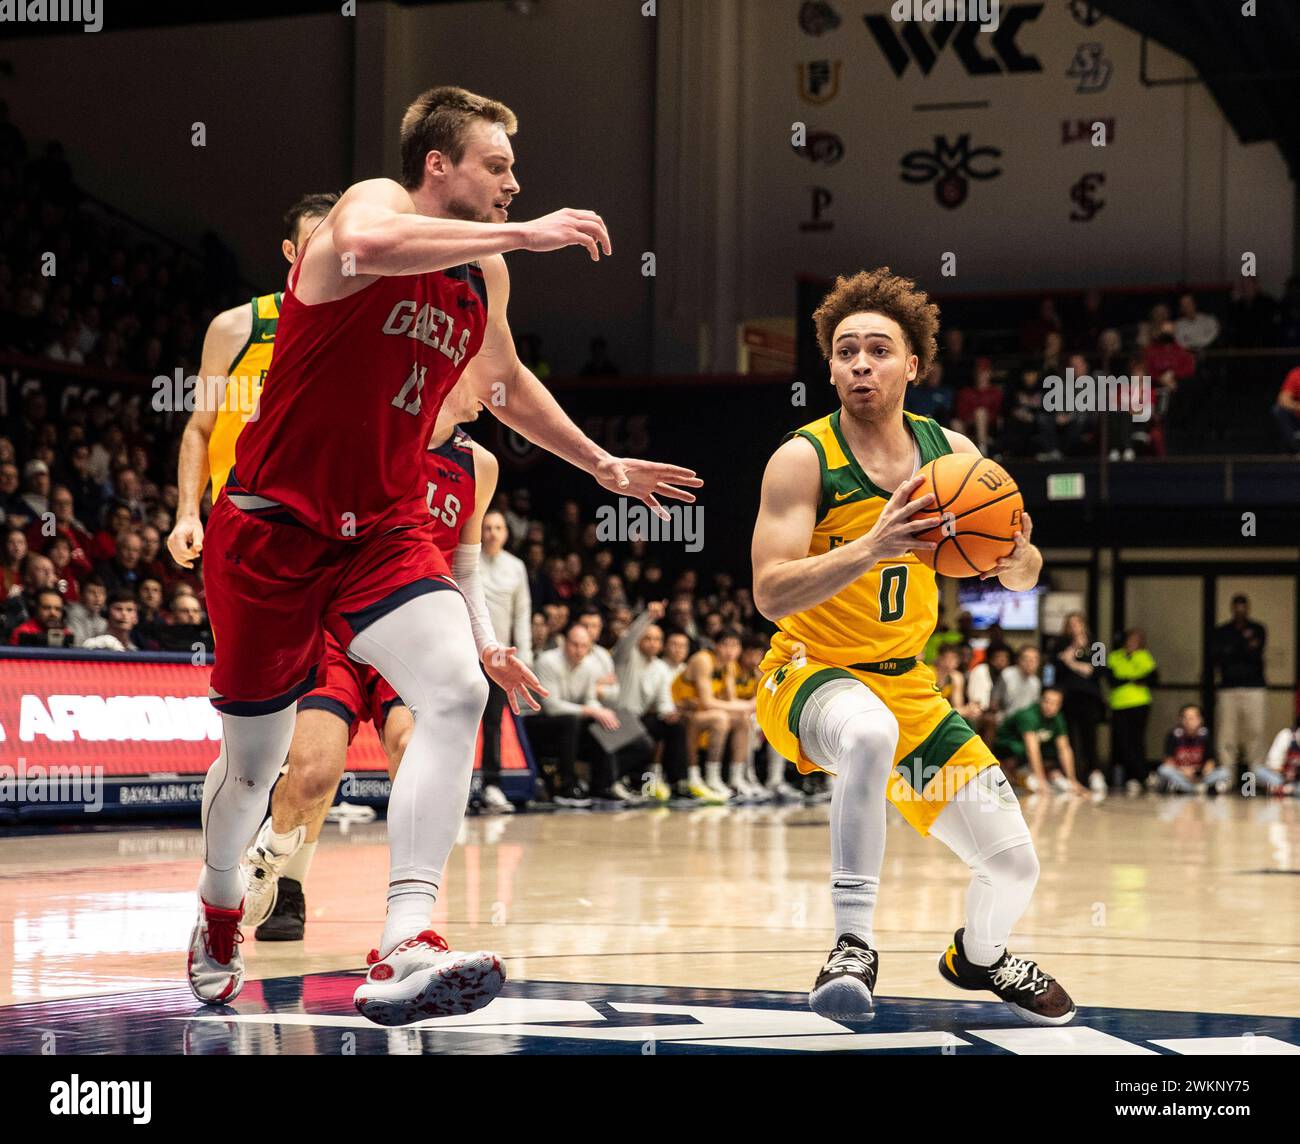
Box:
[595,457,704,522]
[979,510,1040,587]
[522,209,612,261]
[864,473,939,560]
[482,646,548,716]
[167,514,204,569]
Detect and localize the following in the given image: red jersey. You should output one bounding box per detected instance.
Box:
[424,426,477,562]
[228,254,489,540]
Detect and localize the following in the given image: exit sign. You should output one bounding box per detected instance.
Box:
[1047,473,1085,500]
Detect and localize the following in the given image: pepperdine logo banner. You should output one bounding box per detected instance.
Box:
[725,0,1290,313]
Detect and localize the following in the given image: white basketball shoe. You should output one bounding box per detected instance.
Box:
[186,897,246,1005]
[241,818,305,930]
[353,930,506,1027]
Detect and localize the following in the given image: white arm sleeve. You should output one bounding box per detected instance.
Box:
[451,543,499,658]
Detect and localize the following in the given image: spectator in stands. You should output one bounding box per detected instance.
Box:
[28,484,93,570]
[1106,628,1157,793]
[1020,297,1063,355]
[8,587,72,647]
[65,575,108,645]
[995,687,1085,794]
[44,324,84,364]
[95,528,144,596]
[1053,354,1092,455]
[1,526,26,596]
[1075,288,1107,354]
[613,601,691,800]
[1040,330,1066,379]
[952,356,1003,453]
[88,503,131,563]
[991,644,1042,730]
[906,361,953,424]
[2,552,57,636]
[527,622,627,806]
[148,592,214,653]
[1136,303,1172,350]
[1157,705,1229,794]
[1051,612,1108,793]
[81,589,140,652]
[1255,717,1300,797]
[996,367,1058,460]
[1273,364,1300,454]
[477,508,534,813]
[577,611,619,704]
[1225,277,1277,347]
[66,443,108,523]
[541,603,569,649]
[1211,594,1267,780]
[579,337,620,378]
[1173,293,1220,352]
[0,461,31,527]
[1144,320,1196,386]
[44,535,81,604]
[938,326,971,390]
[504,488,536,551]
[932,644,970,719]
[530,611,548,655]
[136,523,168,583]
[132,577,166,647]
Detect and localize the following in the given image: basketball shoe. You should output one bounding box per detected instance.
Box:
[808,933,878,1020]
[186,897,245,1005]
[354,930,506,1026]
[255,877,306,941]
[938,928,1076,1025]
[241,818,305,930]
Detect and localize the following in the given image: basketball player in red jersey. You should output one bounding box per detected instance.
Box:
[190,86,701,1024]
[239,375,533,942]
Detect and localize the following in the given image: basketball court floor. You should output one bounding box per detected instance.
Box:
[2,794,1298,1055]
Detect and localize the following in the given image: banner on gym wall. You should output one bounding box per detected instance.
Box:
[0,650,531,780]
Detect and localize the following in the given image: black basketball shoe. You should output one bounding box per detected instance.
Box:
[254,878,306,942]
[808,933,878,1020]
[938,928,1076,1026]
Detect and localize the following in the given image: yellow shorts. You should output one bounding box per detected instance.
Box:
[756,656,997,836]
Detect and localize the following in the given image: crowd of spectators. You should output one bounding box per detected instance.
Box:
[908,285,1300,459]
[923,595,1299,799]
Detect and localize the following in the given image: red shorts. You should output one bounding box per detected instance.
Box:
[298,631,403,744]
[204,495,456,714]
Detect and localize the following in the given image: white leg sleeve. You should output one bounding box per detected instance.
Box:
[348,590,488,957]
[929,767,1038,966]
[199,709,297,909]
[800,678,899,945]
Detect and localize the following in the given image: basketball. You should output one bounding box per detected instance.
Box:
[908,454,1024,579]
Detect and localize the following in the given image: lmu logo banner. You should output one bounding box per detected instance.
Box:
[900,134,1002,208]
[864,3,1043,77]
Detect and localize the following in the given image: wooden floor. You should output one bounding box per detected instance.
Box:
[1,792,1298,1017]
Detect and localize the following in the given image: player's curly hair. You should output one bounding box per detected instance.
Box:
[400,86,519,190]
[812,267,941,380]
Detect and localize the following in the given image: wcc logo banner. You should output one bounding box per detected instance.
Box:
[864,3,1044,77]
